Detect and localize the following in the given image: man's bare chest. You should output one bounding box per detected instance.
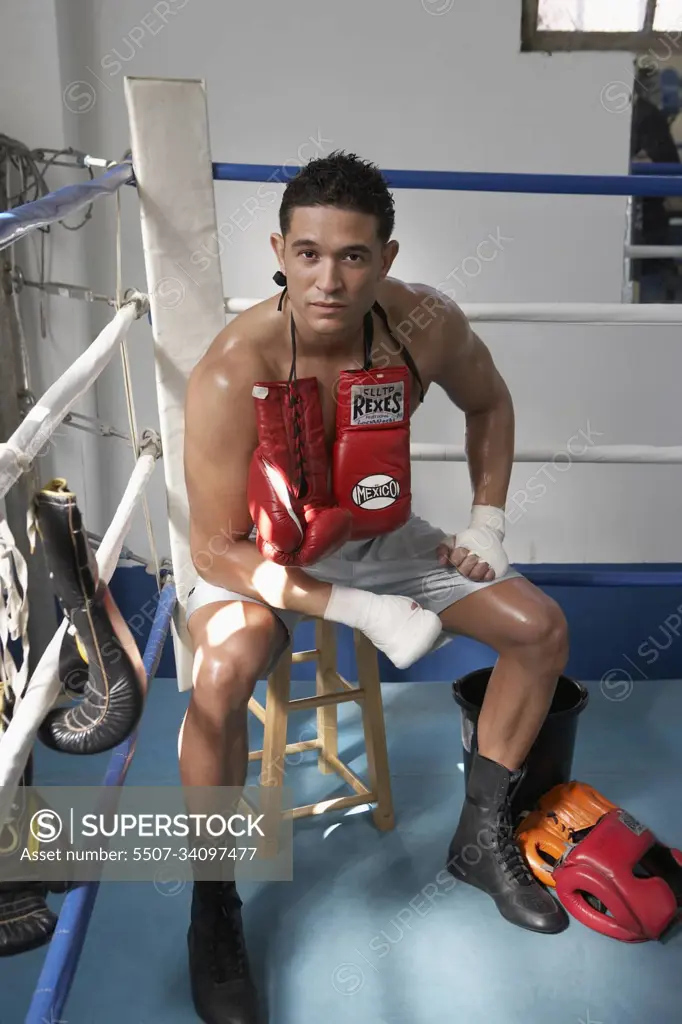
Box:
[277,347,427,450]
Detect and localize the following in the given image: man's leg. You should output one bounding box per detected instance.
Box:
[201,537,443,670]
[344,513,571,934]
[182,599,288,788]
[182,593,290,1024]
[437,576,568,770]
[438,577,570,934]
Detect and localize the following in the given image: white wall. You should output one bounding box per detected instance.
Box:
[4,0,680,566]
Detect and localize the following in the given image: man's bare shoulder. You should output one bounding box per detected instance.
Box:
[378,276,471,347]
[379,280,507,412]
[187,295,282,399]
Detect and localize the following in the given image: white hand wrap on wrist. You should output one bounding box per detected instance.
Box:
[454,504,509,577]
[470,504,506,540]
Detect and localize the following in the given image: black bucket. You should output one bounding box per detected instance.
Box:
[452,668,589,821]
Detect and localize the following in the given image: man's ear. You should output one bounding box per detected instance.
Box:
[270,232,285,272]
[380,239,400,278]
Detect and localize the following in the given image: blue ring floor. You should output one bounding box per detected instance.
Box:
[3,675,681,1023]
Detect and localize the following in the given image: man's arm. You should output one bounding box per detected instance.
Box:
[183,340,339,616]
[184,342,259,572]
[430,292,514,509]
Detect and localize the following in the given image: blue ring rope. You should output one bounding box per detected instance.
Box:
[0,162,133,253]
[24,575,177,1024]
[5,159,682,258]
[212,162,682,197]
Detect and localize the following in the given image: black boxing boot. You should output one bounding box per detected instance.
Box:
[446,751,569,934]
[188,881,260,1024]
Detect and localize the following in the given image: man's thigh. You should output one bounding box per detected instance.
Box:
[185,577,300,676]
[437,575,567,656]
[346,514,523,623]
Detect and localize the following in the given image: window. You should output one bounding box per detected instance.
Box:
[522,0,682,51]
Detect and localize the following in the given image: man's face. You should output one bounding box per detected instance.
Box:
[271,205,398,335]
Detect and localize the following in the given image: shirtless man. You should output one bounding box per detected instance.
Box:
[182,151,570,1024]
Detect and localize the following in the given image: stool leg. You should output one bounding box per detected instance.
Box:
[353,630,395,831]
[258,643,293,859]
[315,619,339,774]
[261,642,292,788]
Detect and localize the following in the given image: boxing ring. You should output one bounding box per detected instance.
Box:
[0,76,681,1020]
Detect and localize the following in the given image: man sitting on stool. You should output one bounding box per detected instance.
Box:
[182,151,570,1024]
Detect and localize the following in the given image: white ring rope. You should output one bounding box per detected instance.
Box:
[87,440,159,583]
[416,303,682,325]
[0,294,148,502]
[411,444,682,464]
[225,297,682,324]
[0,445,158,834]
[226,298,682,465]
[625,244,682,259]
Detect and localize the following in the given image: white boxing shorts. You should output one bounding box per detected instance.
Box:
[185,515,522,669]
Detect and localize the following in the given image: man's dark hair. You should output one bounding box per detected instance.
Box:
[279,150,395,243]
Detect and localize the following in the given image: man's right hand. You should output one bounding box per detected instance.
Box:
[247,378,352,566]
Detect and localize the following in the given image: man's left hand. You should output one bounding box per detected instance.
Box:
[437,505,509,582]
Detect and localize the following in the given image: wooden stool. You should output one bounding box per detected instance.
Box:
[247,619,395,831]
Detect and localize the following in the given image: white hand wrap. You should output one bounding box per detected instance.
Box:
[454,505,509,578]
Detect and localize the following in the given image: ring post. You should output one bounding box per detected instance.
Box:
[123,77,226,692]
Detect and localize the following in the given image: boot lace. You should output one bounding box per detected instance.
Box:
[492,804,536,886]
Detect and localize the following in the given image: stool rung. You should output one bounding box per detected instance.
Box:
[292,648,319,663]
[287,688,364,712]
[286,792,375,820]
[322,668,357,694]
[319,752,371,796]
[248,687,363,726]
[248,697,266,725]
[248,738,321,762]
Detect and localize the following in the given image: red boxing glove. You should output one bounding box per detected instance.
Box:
[554,808,682,942]
[248,377,352,565]
[333,366,411,540]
